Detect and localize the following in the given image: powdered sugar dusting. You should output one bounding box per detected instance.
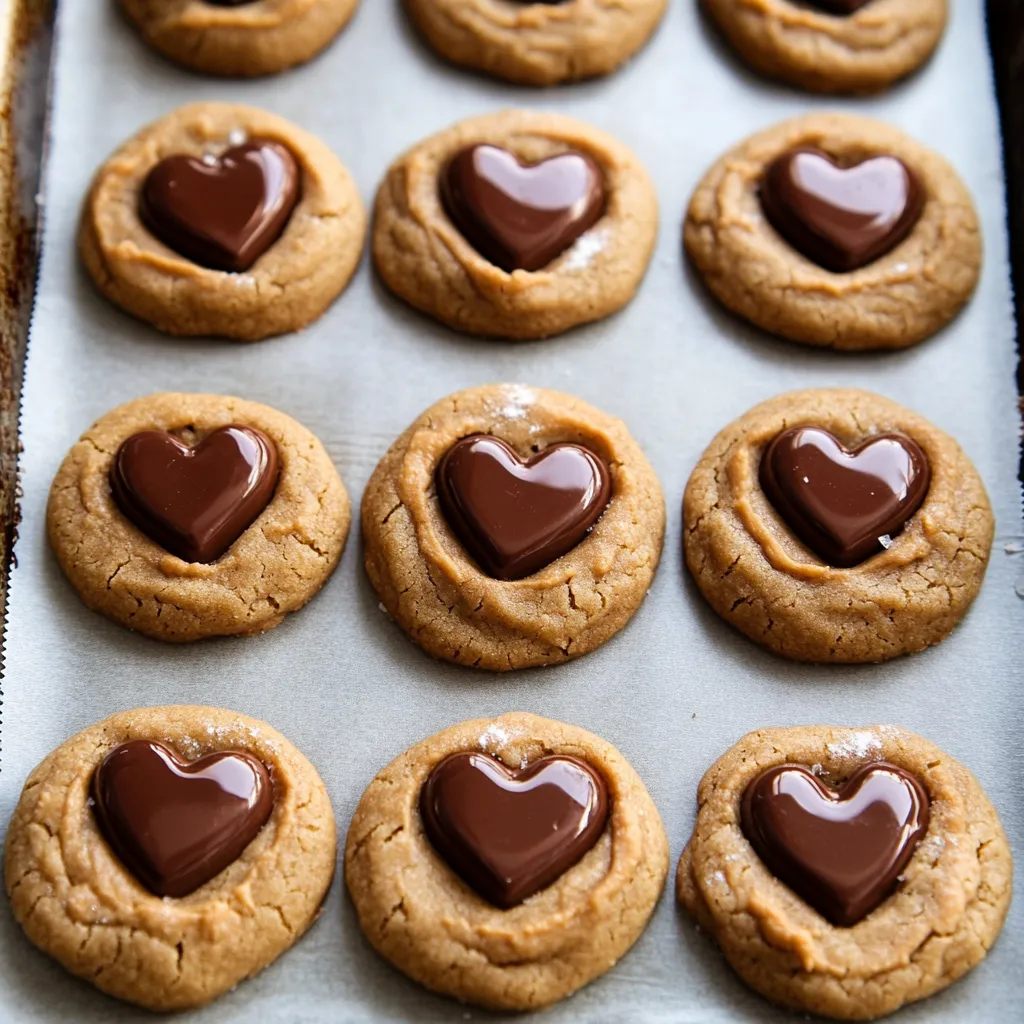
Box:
[561,227,608,270]
[827,730,881,759]
[478,723,511,751]
[499,384,536,420]
[228,129,247,146]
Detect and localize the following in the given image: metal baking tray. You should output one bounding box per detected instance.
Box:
[0,1,1021,1021]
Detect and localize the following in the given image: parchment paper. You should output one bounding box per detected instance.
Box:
[0,1,1021,1021]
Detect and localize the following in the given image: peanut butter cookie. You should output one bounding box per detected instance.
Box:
[373,109,658,339]
[4,705,336,1011]
[119,0,359,77]
[701,0,947,93]
[683,389,993,662]
[362,384,665,670]
[405,0,667,86]
[685,113,981,350]
[345,713,669,1011]
[677,725,1013,1019]
[47,392,350,642]
[80,102,366,340]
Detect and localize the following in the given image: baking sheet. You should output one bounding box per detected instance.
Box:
[0,0,1021,1020]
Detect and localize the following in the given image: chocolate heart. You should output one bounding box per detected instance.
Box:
[440,144,605,272]
[760,147,924,272]
[92,740,274,898]
[436,434,611,580]
[760,426,930,568]
[741,762,929,926]
[420,752,609,908]
[139,139,300,272]
[110,425,280,564]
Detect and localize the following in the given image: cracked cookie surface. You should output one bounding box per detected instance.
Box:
[683,389,992,662]
[685,113,981,350]
[373,110,658,340]
[701,0,947,93]
[119,0,359,77]
[79,102,366,340]
[47,392,350,642]
[344,712,669,1010]
[362,384,665,670]
[405,0,667,86]
[3,705,336,1011]
[676,725,1013,1020]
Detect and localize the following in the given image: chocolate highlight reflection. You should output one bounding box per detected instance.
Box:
[741,762,930,926]
[436,434,611,580]
[420,752,610,908]
[760,147,924,272]
[440,144,605,272]
[759,426,930,568]
[140,139,300,273]
[110,425,280,564]
[91,740,275,898]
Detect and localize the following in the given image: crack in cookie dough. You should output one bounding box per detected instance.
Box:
[701,0,947,93]
[683,389,992,662]
[118,0,359,76]
[345,713,669,1010]
[79,103,366,340]
[362,384,665,670]
[4,706,336,1011]
[676,725,1013,1020]
[47,393,350,642]
[685,113,981,351]
[405,0,666,85]
[373,110,658,340]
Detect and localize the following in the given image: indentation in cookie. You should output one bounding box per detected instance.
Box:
[419,751,609,908]
[139,139,300,272]
[91,740,274,898]
[759,147,924,272]
[436,434,611,580]
[759,426,930,567]
[804,0,872,13]
[110,425,280,563]
[440,144,605,272]
[740,761,930,926]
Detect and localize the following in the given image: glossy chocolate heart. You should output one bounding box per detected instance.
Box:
[806,0,871,12]
[110,425,280,564]
[139,139,300,272]
[760,147,924,272]
[741,762,929,926]
[92,740,274,898]
[760,427,930,568]
[436,434,611,580]
[440,144,605,272]
[420,752,609,908]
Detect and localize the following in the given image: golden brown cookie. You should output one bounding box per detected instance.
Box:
[4,705,336,1011]
[47,392,350,643]
[79,102,366,341]
[701,0,947,93]
[373,109,658,340]
[677,725,1013,1020]
[118,0,360,77]
[683,389,993,662]
[362,384,665,670]
[405,0,667,86]
[345,712,669,1011]
[685,113,981,350]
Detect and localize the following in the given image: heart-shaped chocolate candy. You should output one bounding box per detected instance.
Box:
[420,752,609,908]
[440,144,605,272]
[110,425,280,564]
[760,426,930,568]
[92,740,274,898]
[760,147,924,272]
[436,434,611,580]
[806,0,872,12]
[140,139,300,272]
[741,762,929,926]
